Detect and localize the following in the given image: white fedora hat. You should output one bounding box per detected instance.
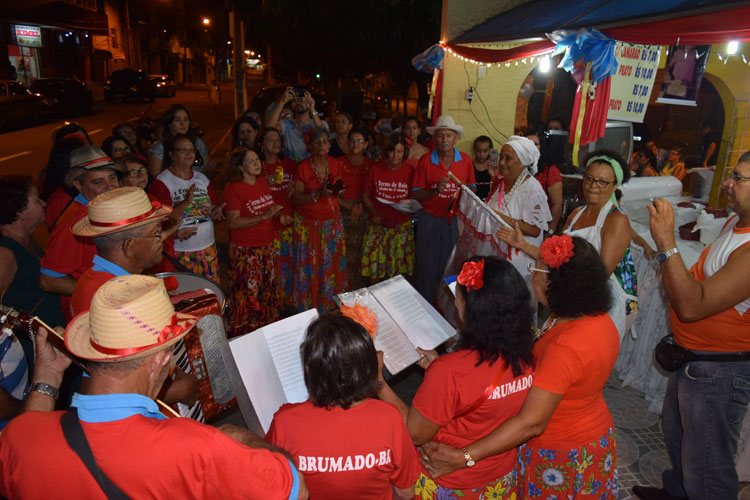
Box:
[426,115,464,139]
[65,275,197,361]
[72,187,172,238]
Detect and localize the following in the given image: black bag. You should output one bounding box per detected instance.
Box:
[655,334,750,372]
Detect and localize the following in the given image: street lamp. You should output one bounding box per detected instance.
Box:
[202,18,211,26]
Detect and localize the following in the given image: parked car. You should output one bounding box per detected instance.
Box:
[29,78,93,116]
[149,74,176,97]
[104,69,156,102]
[0,80,44,129]
[249,84,331,120]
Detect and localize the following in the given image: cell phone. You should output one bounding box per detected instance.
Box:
[292,88,305,97]
[489,148,499,168]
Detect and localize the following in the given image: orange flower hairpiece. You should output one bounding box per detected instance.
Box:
[540,235,574,269]
[457,259,485,292]
[340,303,379,338]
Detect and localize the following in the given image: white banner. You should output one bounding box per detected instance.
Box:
[607,43,661,123]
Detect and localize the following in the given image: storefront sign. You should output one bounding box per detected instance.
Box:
[607,43,661,123]
[15,25,42,48]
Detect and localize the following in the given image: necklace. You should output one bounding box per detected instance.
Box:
[533,316,558,341]
[311,159,329,189]
[497,169,529,212]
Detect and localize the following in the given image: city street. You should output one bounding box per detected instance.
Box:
[0,81,262,246]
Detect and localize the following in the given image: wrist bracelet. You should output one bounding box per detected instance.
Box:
[30,382,59,400]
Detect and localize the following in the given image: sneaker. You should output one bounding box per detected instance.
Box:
[631,485,687,500]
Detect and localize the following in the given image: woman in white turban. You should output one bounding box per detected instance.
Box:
[486,135,552,284]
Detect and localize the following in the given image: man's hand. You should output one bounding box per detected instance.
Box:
[34,326,72,385]
[175,227,198,240]
[303,91,316,114]
[420,441,466,478]
[162,369,199,406]
[435,177,449,194]
[280,87,295,105]
[648,198,677,251]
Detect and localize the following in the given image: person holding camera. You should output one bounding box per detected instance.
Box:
[290,127,346,311]
[267,87,328,162]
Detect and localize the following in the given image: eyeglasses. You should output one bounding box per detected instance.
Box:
[349,139,365,144]
[582,174,615,188]
[173,148,195,155]
[527,262,550,274]
[126,167,148,178]
[727,171,750,184]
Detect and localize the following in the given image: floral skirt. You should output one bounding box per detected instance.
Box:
[361,220,415,279]
[228,242,280,337]
[415,469,517,500]
[273,226,294,309]
[176,243,219,282]
[291,213,346,311]
[518,428,617,499]
[342,203,369,291]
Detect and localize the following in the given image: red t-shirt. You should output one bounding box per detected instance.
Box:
[412,150,475,218]
[294,157,343,221]
[224,179,276,248]
[531,314,619,449]
[365,161,414,227]
[45,187,73,229]
[339,156,373,201]
[535,165,562,210]
[266,399,421,499]
[412,350,533,489]
[0,411,296,500]
[263,158,297,230]
[70,269,113,317]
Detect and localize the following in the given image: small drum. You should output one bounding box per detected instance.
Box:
[156,272,226,313]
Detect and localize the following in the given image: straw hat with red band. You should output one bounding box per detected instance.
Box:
[65,274,198,361]
[65,145,124,187]
[72,187,172,237]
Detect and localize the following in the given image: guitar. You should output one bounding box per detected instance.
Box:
[0,304,180,418]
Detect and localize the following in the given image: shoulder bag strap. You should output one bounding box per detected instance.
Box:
[47,196,76,233]
[59,409,131,500]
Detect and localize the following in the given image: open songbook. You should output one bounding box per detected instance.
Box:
[335,275,456,375]
[227,276,455,433]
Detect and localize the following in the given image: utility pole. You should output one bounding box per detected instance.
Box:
[230,10,246,118]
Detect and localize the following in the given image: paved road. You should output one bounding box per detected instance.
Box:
[0,82,262,246]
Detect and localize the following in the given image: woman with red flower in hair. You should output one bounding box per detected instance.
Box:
[421,236,619,500]
[377,256,536,499]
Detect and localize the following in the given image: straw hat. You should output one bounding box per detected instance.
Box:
[65,145,123,187]
[65,275,198,361]
[72,187,172,237]
[426,115,464,139]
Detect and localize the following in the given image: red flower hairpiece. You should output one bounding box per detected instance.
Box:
[457,259,485,292]
[340,303,379,338]
[540,235,574,269]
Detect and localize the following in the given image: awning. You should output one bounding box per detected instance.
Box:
[445,3,750,64]
[454,0,750,44]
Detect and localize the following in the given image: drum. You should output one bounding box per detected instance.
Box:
[156,272,226,313]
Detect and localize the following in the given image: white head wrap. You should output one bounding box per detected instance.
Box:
[505,135,541,175]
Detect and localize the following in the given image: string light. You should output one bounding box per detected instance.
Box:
[440,40,554,69]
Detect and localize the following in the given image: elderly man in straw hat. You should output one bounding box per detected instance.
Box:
[39,145,124,320]
[411,115,476,304]
[0,275,308,500]
[69,186,200,417]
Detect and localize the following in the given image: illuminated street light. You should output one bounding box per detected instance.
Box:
[727,40,739,55]
[202,18,211,26]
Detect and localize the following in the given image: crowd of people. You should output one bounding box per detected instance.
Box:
[0,87,748,500]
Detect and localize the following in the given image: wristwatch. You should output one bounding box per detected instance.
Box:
[462,448,476,467]
[30,382,59,400]
[657,247,679,263]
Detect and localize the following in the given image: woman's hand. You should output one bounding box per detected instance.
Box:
[370,214,382,225]
[210,202,227,221]
[351,203,364,218]
[176,227,198,240]
[420,441,466,478]
[264,205,284,220]
[279,214,293,226]
[416,348,438,370]
[496,223,525,249]
[376,351,386,383]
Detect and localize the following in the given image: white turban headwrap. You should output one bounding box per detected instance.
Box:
[505,135,541,175]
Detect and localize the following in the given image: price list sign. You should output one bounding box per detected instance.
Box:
[607,43,661,123]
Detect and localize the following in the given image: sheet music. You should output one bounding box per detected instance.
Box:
[370,276,455,351]
[337,290,420,374]
[262,310,317,404]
